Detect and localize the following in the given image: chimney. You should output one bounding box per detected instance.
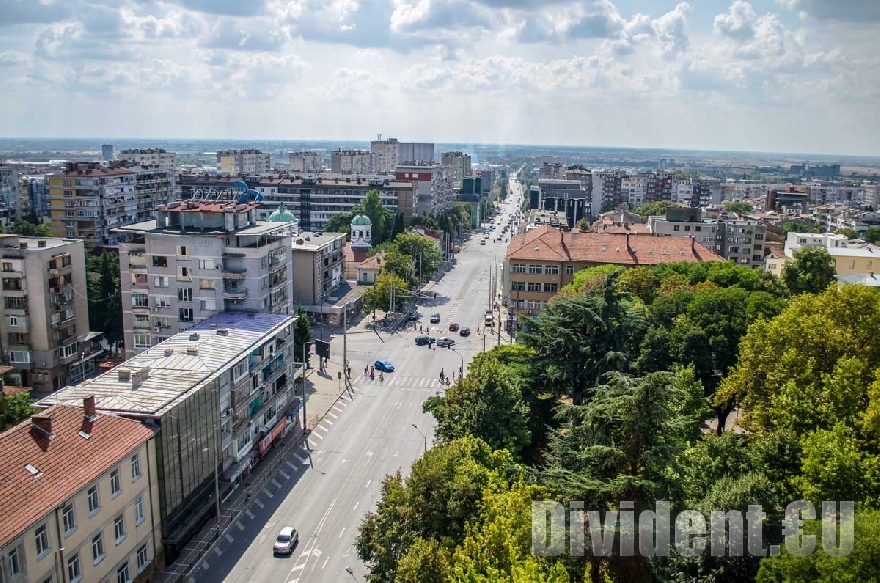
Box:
[626,233,630,252]
[84,396,97,420]
[691,235,695,252]
[32,413,53,436]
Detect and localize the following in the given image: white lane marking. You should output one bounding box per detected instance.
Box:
[311,430,324,440]
[201,562,210,570]
[225,533,234,543]
[246,509,255,519]
[272,478,283,489]
[280,470,291,479]
[332,404,345,412]
[286,461,297,470]
[366,451,373,457]
[353,501,359,512]
[365,479,372,489]
[213,546,222,557]
[322,557,330,569]
[263,488,274,499]
[338,527,346,538]
[295,453,309,464]
[285,492,340,582]
[236,521,245,531]
[327,412,339,419]
[256,499,265,508]
[321,420,333,428]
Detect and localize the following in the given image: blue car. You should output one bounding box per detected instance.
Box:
[374,360,395,373]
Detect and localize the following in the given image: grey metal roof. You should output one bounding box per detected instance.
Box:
[38,312,294,418]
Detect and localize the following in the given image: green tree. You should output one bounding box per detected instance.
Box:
[9,221,52,237]
[391,212,405,239]
[863,226,880,244]
[836,227,859,240]
[324,212,353,236]
[0,392,37,431]
[424,352,531,455]
[390,233,443,285]
[381,250,416,286]
[292,306,312,366]
[88,252,123,349]
[782,219,821,234]
[362,271,408,314]
[782,246,836,295]
[352,190,394,244]
[723,201,754,215]
[632,200,679,219]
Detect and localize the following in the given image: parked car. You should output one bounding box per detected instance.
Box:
[407,311,419,321]
[459,327,471,337]
[430,313,441,323]
[437,337,456,348]
[273,527,299,556]
[374,359,395,372]
[415,335,435,346]
[449,322,459,331]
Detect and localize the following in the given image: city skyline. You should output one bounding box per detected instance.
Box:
[0,0,878,155]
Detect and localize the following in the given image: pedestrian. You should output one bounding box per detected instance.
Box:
[364,365,368,376]
[370,365,374,376]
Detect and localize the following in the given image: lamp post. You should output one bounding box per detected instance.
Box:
[345,566,360,581]
[411,423,427,453]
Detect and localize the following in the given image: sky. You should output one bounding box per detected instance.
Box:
[0,0,878,155]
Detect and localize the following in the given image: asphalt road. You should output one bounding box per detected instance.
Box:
[209,191,523,583]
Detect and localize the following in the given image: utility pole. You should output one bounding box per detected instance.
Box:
[213,420,221,522]
[301,342,308,433]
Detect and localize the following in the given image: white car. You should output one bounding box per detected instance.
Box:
[273,527,299,555]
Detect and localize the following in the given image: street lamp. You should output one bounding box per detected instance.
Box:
[345,566,360,581]
[411,423,427,453]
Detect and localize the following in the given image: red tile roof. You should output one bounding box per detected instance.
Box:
[0,405,155,548]
[505,225,722,265]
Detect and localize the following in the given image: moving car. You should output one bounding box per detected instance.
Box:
[459,327,471,337]
[374,359,395,372]
[448,322,459,331]
[415,335,435,346]
[273,527,299,556]
[437,337,456,348]
[430,313,441,323]
[407,311,419,321]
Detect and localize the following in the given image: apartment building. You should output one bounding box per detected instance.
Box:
[395,163,454,217]
[502,225,722,320]
[539,163,566,180]
[257,175,416,231]
[0,400,160,583]
[648,207,767,269]
[39,312,300,563]
[117,200,294,359]
[537,179,589,228]
[477,168,496,195]
[776,231,880,277]
[370,137,399,174]
[20,174,49,218]
[289,151,323,174]
[440,151,472,190]
[217,150,271,176]
[398,142,435,165]
[0,234,102,391]
[331,150,375,175]
[47,162,174,249]
[535,155,565,167]
[291,231,346,307]
[117,149,178,170]
[101,144,114,162]
[1,166,21,228]
[591,171,622,216]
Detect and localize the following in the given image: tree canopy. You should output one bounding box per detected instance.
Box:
[781,245,836,295]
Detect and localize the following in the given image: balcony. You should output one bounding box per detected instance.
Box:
[223,288,248,300]
[60,351,80,365]
[221,268,247,280]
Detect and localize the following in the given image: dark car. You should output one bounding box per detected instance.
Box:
[430,313,441,323]
[407,311,419,321]
[437,337,455,348]
[459,327,471,337]
[415,335,435,346]
[448,322,459,331]
[374,359,395,372]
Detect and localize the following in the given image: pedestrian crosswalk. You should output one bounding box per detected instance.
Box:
[356,375,450,389]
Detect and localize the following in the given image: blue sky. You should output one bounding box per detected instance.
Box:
[0,0,878,155]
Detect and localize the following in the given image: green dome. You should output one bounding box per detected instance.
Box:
[268,203,297,223]
[351,214,372,226]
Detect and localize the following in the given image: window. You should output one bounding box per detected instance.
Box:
[67,554,81,582]
[544,283,558,293]
[131,454,141,481]
[178,287,192,302]
[198,259,214,270]
[153,276,169,287]
[62,503,76,534]
[544,265,559,275]
[199,299,217,311]
[527,265,542,275]
[136,544,148,572]
[7,547,20,576]
[511,264,526,274]
[118,561,131,583]
[35,524,50,556]
[8,315,17,327]
[199,279,215,290]
[114,515,126,543]
[92,533,105,563]
[132,293,148,308]
[135,497,145,525]
[60,343,76,359]
[673,225,680,231]
[134,313,149,325]
[88,485,99,513]
[178,308,193,323]
[110,469,121,496]
[510,281,525,291]
[527,282,541,292]
[1,262,11,272]
[151,256,167,267]
[232,357,248,381]
[566,265,574,276]
[133,334,150,349]
[177,266,191,280]
[177,245,188,258]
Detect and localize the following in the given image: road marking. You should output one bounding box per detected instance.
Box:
[201,562,210,570]
[272,478,283,489]
[236,521,245,531]
[332,404,345,412]
[188,577,196,583]
[338,527,346,538]
[365,479,372,489]
[256,499,265,509]
[322,557,330,568]
[321,421,333,429]
[353,501,359,512]
[280,470,291,479]
[366,450,373,457]
[213,546,222,557]
[295,453,309,464]
[246,509,255,519]
[225,533,234,543]
[311,430,324,440]
[341,458,347,464]
[286,461,297,470]
[263,488,274,499]
[327,412,339,419]
[393,451,399,457]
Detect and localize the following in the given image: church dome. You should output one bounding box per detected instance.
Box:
[351,214,372,226]
[268,203,297,223]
